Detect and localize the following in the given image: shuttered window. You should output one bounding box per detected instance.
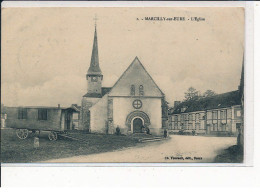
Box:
[38,109,48,120]
[212,111,218,119]
[196,113,200,120]
[220,110,227,119]
[195,123,200,130]
[213,123,217,131]
[188,123,193,130]
[221,124,227,131]
[18,108,28,119]
[181,114,184,121]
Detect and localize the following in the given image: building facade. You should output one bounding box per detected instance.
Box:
[2,105,80,131]
[80,26,168,135]
[168,91,242,136]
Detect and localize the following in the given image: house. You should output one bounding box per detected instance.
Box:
[168,90,242,136]
[3,104,80,131]
[80,25,168,135]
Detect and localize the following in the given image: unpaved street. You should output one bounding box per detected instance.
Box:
[44,135,236,163]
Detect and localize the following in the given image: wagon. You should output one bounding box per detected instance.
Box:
[4,105,80,141]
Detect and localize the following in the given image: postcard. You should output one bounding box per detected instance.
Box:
[1,3,251,166]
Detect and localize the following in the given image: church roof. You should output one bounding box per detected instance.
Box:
[108,57,165,97]
[83,87,112,98]
[169,90,241,115]
[83,93,103,98]
[87,26,102,76]
[101,87,112,96]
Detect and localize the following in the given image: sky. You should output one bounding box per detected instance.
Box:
[1,7,244,107]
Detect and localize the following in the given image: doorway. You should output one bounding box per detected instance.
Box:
[133,117,143,133]
[65,111,72,130]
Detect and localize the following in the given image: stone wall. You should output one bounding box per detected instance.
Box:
[89,95,108,133]
[112,97,162,135]
[87,75,102,94]
[107,97,114,134]
[80,97,100,131]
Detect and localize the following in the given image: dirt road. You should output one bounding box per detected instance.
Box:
[44,135,236,163]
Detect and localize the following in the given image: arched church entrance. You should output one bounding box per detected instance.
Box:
[126,111,150,133]
[132,117,144,133]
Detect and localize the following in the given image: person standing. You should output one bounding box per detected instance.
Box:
[146,126,151,135]
[163,129,168,138]
[115,125,120,135]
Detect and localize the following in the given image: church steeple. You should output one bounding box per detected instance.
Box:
[87,25,102,76]
[86,24,103,95]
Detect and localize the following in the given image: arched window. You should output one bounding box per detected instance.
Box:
[139,85,144,96]
[130,85,135,95]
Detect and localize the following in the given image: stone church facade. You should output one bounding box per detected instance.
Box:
[80,26,168,135]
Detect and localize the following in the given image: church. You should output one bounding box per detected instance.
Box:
[80,26,168,135]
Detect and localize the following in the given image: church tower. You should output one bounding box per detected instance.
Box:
[86,25,103,95]
[80,24,104,131]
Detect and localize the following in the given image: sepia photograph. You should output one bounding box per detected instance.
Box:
[1,6,245,164]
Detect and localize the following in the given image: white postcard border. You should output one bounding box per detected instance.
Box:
[0,1,256,187]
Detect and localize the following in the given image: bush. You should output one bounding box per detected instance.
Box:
[178,130,184,135]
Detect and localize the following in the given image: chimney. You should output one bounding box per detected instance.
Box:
[174,101,181,108]
[58,104,60,109]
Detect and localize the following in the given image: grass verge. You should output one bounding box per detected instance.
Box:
[1,129,139,163]
[214,145,243,163]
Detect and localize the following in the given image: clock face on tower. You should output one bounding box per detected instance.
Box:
[91,76,97,82]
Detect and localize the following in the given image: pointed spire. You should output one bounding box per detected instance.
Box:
[87,24,102,76]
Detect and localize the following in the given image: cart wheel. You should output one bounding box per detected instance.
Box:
[16,129,29,140]
[48,132,58,141]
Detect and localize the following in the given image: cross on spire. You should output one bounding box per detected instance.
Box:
[94,14,98,27]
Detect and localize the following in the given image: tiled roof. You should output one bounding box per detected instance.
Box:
[170,90,241,115]
[101,87,112,96]
[70,104,81,112]
[83,93,102,98]
[83,87,112,98]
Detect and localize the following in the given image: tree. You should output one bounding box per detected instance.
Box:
[203,90,217,97]
[184,87,200,101]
